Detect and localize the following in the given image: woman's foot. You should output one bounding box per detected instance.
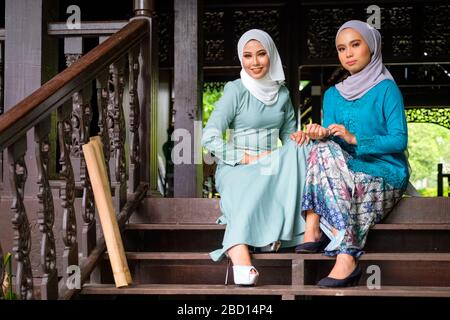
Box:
[327,253,357,279]
[225,244,258,285]
[232,265,259,286]
[295,210,330,253]
[316,254,361,288]
[303,210,321,242]
[227,244,257,273]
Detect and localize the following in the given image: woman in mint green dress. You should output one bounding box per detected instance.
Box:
[202,29,311,285]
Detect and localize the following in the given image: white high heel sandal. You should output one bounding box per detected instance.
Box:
[224,259,259,286]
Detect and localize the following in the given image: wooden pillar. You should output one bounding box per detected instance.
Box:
[2,0,59,196]
[285,1,300,127]
[173,0,203,197]
[133,0,159,193]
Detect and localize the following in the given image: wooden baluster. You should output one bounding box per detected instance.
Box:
[109,59,128,211]
[128,45,141,192]
[8,137,33,300]
[58,107,78,285]
[96,71,112,187]
[70,88,96,259]
[35,120,58,299]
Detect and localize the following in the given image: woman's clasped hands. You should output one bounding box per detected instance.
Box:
[290,123,357,145]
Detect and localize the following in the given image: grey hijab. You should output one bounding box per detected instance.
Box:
[335,20,394,101]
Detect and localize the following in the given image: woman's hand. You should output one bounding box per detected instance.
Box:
[290,130,310,145]
[241,150,272,164]
[328,124,357,145]
[305,123,330,140]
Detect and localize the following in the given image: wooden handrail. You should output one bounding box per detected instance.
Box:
[0,18,148,150]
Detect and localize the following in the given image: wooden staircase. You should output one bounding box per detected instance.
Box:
[79,197,450,300]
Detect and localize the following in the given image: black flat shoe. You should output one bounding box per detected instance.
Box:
[317,264,362,288]
[295,232,330,253]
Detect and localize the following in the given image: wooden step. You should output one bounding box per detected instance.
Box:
[122,225,450,253]
[98,252,450,287]
[131,197,450,224]
[80,283,450,298]
[125,223,450,231]
[112,252,450,262]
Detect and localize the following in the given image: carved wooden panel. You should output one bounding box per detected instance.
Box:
[423,5,450,58]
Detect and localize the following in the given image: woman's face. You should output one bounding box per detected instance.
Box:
[242,40,270,79]
[336,28,371,74]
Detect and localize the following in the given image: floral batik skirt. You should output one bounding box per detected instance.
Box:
[301,140,403,258]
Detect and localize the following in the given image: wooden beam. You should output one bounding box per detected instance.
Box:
[173,0,203,197]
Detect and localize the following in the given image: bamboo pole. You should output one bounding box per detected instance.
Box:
[89,136,132,284]
[82,139,131,287]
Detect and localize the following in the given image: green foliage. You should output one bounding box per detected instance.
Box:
[203,87,224,127]
[1,252,17,300]
[408,123,450,196]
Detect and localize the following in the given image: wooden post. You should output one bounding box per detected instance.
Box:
[131,1,159,193]
[173,0,203,197]
[311,84,322,125]
[3,0,59,196]
[285,1,300,127]
[438,163,443,197]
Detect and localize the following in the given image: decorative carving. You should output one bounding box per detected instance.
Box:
[65,54,82,68]
[109,60,128,208]
[305,8,355,60]
[423,5,450,58]
[392,35,413,57]
[70,92,83,157]
[36,135,57,299]
[157,12,171,65]
[384,6,413,29]
[406,108,450,129]
[205,39,225,63]
[10,154,33,300]
[203,11,225,34]
[128,47,141,177]
[58,119,78,272]
[233,10,280,61]
[97,73,112,185]
[204,81,226,93]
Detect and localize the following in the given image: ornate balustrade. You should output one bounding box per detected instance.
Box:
[0,18,151,300]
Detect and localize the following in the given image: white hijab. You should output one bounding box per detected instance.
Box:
[335,20,395,101]
[237,29,285,105]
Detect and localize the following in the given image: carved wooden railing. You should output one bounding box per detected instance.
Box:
[0,18,151,300]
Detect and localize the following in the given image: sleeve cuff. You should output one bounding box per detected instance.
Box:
[355,133,376,156]
[222,148,245,166]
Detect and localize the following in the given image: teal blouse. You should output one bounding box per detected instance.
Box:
[323,79,409,189]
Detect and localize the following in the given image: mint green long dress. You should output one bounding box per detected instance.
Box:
[202,79,311,262]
